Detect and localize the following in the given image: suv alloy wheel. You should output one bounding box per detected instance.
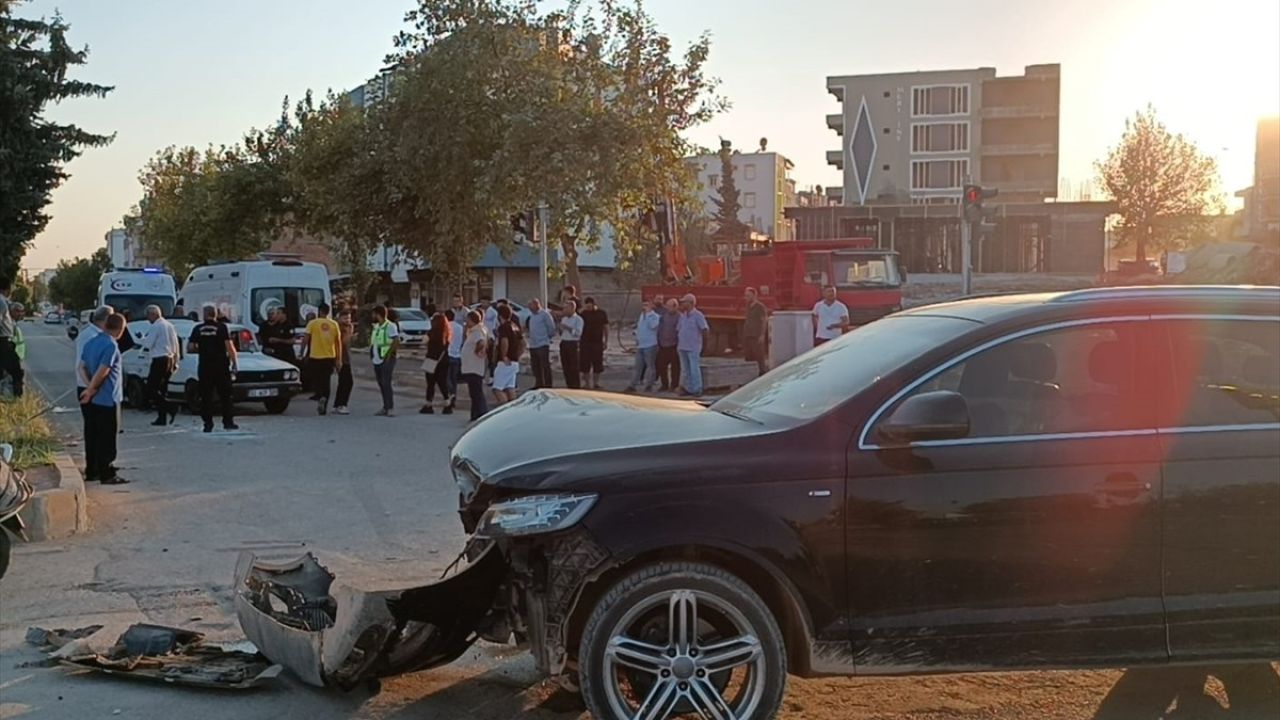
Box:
[578,561,786,720]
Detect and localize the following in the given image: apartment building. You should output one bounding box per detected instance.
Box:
[688,149,797,241]
[1237,116,1280,243]
[825,64,1060,206]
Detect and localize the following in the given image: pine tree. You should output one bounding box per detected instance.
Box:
[711,139,751,244]
[0,3,113,284]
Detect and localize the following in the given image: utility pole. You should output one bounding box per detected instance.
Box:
[536,205,549,304]
[960,214,973,296]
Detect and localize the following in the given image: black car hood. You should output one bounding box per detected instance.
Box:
[452,390,778,494]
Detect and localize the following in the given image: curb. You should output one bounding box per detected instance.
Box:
[17,452,89,541]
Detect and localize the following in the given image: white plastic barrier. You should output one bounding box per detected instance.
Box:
[769,311,814,368]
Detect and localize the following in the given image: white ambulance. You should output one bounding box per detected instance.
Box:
[97,269,178,319]
[176,257,332,336]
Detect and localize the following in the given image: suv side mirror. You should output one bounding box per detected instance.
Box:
[876,390,970,445]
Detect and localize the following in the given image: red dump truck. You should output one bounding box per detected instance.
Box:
[642,238,904,354]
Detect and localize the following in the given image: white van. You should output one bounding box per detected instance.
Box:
[98,269,178,319]
[177,258,332,335]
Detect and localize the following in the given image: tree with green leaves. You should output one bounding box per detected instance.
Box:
[382,0,723,291]
[710,139,751,244]
[128,125,291,278]
[285,92,405,296]
[47,247,110,310]
[1096,106,1224,262]
[9,279,30,305]
[0,1,113,285]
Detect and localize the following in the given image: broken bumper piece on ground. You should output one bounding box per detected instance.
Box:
[26,622,282,690]
[233,545,506,689]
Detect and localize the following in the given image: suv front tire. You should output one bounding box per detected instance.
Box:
[578,561,786,720]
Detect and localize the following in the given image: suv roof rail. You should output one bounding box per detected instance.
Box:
[1051,285,1280,303]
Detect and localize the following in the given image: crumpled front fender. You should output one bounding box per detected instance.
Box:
[233,545,507,689]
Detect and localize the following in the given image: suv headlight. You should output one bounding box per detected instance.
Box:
[475,493,598,538]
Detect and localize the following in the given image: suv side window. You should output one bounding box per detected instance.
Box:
[1165,319,1280,427]
[884,322,1149,439]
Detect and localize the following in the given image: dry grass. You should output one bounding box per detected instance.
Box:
[0,395,59,470]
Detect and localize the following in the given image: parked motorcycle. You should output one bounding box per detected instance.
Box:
[0,443,34,580]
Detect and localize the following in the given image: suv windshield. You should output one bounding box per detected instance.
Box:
[397,308,429,322]
[251,287,327,328]
[102,294,175,319]
[712,315,975,423]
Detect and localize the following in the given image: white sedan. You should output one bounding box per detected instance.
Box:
[121,319,303,414]
[391,307,430,347]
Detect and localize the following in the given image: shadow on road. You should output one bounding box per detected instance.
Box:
[1093,664,1280,719]
[382,667,584,720]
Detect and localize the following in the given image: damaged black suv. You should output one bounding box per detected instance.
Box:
[237,286,1280,719]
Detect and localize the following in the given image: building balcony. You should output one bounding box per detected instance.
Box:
[827,84,844,102]
[826,113,844,135]
[980,105,1057,119]
[980,142,1058,157]
[826,150,844,170]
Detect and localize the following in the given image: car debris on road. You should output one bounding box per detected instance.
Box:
[25,622,282,690]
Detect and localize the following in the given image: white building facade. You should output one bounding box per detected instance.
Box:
[688,151,796,241]
[105,228,132,268]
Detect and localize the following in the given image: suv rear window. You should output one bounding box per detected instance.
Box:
[1164,318,1280,427]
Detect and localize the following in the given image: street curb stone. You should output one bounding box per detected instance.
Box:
[17,452,89,541]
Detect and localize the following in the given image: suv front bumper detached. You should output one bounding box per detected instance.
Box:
[233,545,506,688]
[233,531,613,688]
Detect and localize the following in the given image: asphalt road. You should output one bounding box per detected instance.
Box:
[2,321,1277,719]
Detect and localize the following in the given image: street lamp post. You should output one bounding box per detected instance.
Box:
[536,206,549,304]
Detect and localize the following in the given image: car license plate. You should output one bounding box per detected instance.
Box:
[248,388,278,398]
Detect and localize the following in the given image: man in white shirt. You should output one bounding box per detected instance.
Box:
[811,285,850,346]
[446,309,465,408]
[558,299,584,389]
[625,299,661,393]
[141,305,181,425]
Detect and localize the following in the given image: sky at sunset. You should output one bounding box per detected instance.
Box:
[15,0,1280,271]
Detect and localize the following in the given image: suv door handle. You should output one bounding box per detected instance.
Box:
[1101,472,1152,493]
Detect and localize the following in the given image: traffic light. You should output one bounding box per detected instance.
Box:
[962,184,999,222]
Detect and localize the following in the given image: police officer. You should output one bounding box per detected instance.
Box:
[188,305,239,433]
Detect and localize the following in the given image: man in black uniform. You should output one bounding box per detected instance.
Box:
[258,307,296,363]
[188,306,239,433]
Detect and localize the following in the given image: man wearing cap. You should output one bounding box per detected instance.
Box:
[676,293,710,397]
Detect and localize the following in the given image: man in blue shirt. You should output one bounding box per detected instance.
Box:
[625,299,661,393]
[79,314,128,484]
[524,298,556,389]
[676,293,710,397]
[656,296,680,392]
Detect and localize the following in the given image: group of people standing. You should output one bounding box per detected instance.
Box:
[417,294,532,422]
[276,302,400,417]
[72,302,238,486]
[624,292,711,396]
[408,287,619,422]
